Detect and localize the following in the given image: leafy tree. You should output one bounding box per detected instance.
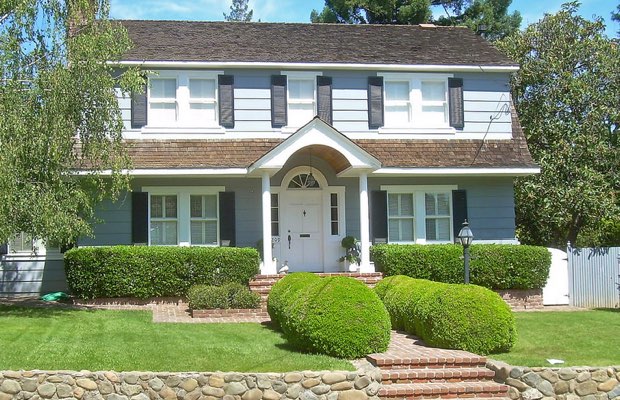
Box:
[496,2,620,247]
[0,0,143,247]
[310,0,520,40]
[310,0,432,25]
[612,3,620,35]
[434,0,521,41]
[223,0,254,22]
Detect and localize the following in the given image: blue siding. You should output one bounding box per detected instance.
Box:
[0,258,67,296]
[79,196,132,246]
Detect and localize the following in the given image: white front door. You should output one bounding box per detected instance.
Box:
[282,190,323,272]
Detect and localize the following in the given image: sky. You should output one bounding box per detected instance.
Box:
[109,0,619,37]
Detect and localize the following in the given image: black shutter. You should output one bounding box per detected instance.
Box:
[317,76,333,125]
[368,76,384,129]
[371,190,388,243]
[132,192,149,244]
[219,192,236,247]
[131,80,148,129]
[448,78,464,129]
[0,243,7,256]
[271,75,287,128]
[452,190,468,243]
[218,75,235,128]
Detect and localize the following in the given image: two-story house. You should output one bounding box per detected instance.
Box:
[0,21,538,294]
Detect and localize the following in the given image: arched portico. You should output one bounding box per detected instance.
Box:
[250,118,380,274]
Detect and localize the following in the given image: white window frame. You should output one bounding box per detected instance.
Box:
[146,70,224,130]
[149,194,179,246]
[381,185,457,244]
[3,233,61,260]
[144,186,225,247]
[378,73,454,133]
[424,192,453,243]
[282,71,322,132]
[190,194,219,246]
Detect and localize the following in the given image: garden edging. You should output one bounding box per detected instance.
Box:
[487,361,620,400]
[0,368,381,400]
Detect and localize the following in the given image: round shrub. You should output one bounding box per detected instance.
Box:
[187,285,228,310]
[415,283,516,354]
[267,272,320,327]
[284,276,391,359]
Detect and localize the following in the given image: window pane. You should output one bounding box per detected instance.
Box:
[165,196,177,218]
[190,195,202,218]
[330,193,337,206]
[388,219,400,241]
[331,207,338,221]
[189,79,215,99]
[385,81,409,101]
[151,196,163,218]
[151,79,176,98]
[421,105,446,124]
[164,221,177,244]
[437,193,450,215]
[290,79,314,100]
[437,218,450,241]
[422,81,445,102]
[189,103,217,121]
[150,103,176,124]
[204,195,217,218]
[271,208,279,221]
[271,222,279,236]
[9,233,32,253]
[425,193,436,216]
[331,222,338,236]
[426,219,437,240]
[271,193,279,207]
[400,194,414,216]
[151,221,177,245]
[385,105,409,124]
[289,103,314,125]
[388,194,399,216]
[401,219,414,241]
[191,221,217,245]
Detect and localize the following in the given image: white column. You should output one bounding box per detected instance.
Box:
[359,172,372,272]
[261,172,275,274]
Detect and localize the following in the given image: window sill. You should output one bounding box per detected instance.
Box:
[379,126,456,135]
[1,252,64,261]
[141,126,226,134]
[281,125,307,134]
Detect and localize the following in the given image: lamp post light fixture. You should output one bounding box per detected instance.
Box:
[457,219,474,284]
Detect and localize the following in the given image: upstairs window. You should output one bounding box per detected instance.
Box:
[147,71,221,128]
[380,73,451,129]
[288,78,315,126]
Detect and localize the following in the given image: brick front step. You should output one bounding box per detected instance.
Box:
[379,382,509,399]
[381,368,495,385]
[368,355,487,369]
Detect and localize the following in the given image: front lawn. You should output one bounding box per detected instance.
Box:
[492,309,620,367]
[0,306,354,372]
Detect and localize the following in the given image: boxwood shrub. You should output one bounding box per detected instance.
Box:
[375,275,516,354]
[267,272,319,327]
[268,274,391,358]
[188,283,260,310]
[64,246,260,299]
[371,244,551,289]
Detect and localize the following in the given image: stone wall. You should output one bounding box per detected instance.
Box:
[495,289,544,310]
[0,368,381,400]
[488,361,620,400]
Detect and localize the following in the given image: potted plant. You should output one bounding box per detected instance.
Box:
[338,236,361,272]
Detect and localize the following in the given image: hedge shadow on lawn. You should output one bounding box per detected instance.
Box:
[0,304,98,318]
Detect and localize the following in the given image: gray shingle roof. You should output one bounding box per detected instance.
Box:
[118,20,517,67]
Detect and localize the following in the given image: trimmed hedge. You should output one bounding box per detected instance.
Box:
[268,274,391,358]
[188,283,260,310]
[374,275,516,354]
[267,272,319,327]
[371,244,551,289]
[64,246,260,299]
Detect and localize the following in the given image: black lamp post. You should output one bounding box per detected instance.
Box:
[457,220,474,284]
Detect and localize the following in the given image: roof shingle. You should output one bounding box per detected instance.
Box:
[118,20,517,67]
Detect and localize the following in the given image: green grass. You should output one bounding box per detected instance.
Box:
[0,305,354,372]
[492,309,620,367]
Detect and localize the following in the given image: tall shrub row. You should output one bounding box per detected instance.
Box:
[375,275,516,355]
[371,244,551,289]
[268,273,391,359]
[64,246,260,299]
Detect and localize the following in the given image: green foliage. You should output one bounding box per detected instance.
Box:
[375,275,516,354]
[64,246,260,299]
[612,4,620,35]
[576,217,620,247]
[223,0,254,22]
[371,244,551,289]
[0,0,144,246]
[310,0,520,40]
[187,283,260,310]
[269,274,391,358]
[267,272,320,327]
[434,0,521,41]
[496,2,620,247]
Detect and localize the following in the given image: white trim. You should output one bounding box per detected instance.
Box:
[281,71,323,78]
[378,72,454,80]
[377,127,457,135]
[373,167,540,176]
[113,61,519,73]
[142,186,226,194]
[73,169,248,177]
[137,127,226,135]
[381,185,458,192]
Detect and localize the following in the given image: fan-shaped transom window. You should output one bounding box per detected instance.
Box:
[288,173,320,189]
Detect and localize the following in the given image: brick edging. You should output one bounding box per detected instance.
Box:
[191,308,266,319]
